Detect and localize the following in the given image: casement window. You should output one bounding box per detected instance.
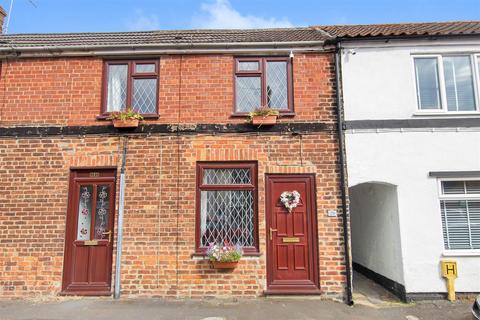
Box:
[439,179,480,250]
[234,57,293,114]
[196,162,258,254]
[414,54,480,113]
[103,60,159,116]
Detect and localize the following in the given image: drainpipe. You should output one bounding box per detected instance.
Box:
[334,43,353,306]
[114,137,128,299]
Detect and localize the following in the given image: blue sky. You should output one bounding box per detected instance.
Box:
[1,0,479,34]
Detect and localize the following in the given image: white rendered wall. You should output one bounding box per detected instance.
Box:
[342,39,480,294]
[350,182,404,285]
[346,131,480,293]
[341,40,480,121]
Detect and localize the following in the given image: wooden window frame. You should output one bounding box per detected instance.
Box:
[100,59,160,119]
[232,57,294,116]
[195,161,260,255]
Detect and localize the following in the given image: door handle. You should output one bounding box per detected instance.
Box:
[269,227,278,241]
[102,230,112,243]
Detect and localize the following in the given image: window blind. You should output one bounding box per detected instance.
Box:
[440,180,480,250]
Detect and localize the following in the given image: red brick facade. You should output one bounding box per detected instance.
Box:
[0,52,347,299]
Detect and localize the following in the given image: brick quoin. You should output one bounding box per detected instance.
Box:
[0,53,347,299]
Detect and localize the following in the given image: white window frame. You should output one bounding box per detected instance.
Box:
[438,177,480,255]
[413,53,480,115]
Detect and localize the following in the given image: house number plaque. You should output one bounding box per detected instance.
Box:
[89,172,100,177]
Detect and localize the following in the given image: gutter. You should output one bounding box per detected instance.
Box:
[324,33,480,46]
[334,43,353,306]
[0,40,327,58]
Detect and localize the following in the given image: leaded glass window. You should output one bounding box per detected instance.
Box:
[234,57,292,113]
[196,162,258,253]
[94,185,111,240]
[104,60,159,115]
[77,185,93,240]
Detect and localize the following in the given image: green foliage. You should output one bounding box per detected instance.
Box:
[206,243,243,262]
[107,108,144,121]
[247,106,280,123]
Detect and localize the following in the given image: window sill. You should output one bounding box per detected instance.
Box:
[442,250,480,257]
[96,114,159,121]
[230,112,296,118]
[413,111,480,117]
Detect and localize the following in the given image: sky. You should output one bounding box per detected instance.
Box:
[0,0,479,34]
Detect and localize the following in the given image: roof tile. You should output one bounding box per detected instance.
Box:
[0,27,328,48]
[317,21,480,38]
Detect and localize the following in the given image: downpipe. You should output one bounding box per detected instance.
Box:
[114,137,128,299]
[335,43,354,306]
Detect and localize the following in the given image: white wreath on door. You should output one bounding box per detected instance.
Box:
[280,191,301,213]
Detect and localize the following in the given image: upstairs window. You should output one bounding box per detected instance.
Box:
[439,180,480,250]
[234,57,293,114]
[414,55,479,113]
[103,60,159,115]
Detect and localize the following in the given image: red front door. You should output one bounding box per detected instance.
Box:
[265,174,319,294]
[61,169,116,295]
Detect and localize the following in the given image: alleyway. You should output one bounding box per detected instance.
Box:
[0,297,472,320]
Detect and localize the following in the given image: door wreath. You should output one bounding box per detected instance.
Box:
[280,191,301,213]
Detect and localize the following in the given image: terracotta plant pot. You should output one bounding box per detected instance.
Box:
[112,119,139,128]
[251,115,277,126]
[211,261,239,269]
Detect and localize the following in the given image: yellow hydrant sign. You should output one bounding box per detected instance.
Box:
[440,260,457,301]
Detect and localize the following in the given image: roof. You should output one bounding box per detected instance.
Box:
[318,21,480,39]
[0,27,328,49]
[0,21,478,54]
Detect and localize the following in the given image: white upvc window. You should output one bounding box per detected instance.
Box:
[413,54,480,113]
[438,179,480,251]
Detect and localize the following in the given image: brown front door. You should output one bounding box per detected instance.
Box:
[265,174,319,294]
[61,168,116,295]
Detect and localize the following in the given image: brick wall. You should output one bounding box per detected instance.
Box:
[0,52,347,299]
[0,133,345,298]
[0,53,336,126]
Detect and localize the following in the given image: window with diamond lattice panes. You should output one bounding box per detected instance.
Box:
[196,163,258,253]
[104,60,158,115]
[234,57,292,113]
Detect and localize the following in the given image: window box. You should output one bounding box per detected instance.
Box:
[111,118,139,128]
[251,114,278,125]
[211,261,238,269]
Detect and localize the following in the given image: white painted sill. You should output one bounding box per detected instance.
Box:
[413,111,480,117]
[442,250,480,257]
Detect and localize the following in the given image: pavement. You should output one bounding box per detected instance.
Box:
[0,297,473,320]
[0,272,473,320]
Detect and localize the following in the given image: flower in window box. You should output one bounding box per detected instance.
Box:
[206,242,243,269]
[247,106,280,126]
[107,108,144,128]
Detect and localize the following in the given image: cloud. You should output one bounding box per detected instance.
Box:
[193,0,293,29]
[126,9,160,31]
